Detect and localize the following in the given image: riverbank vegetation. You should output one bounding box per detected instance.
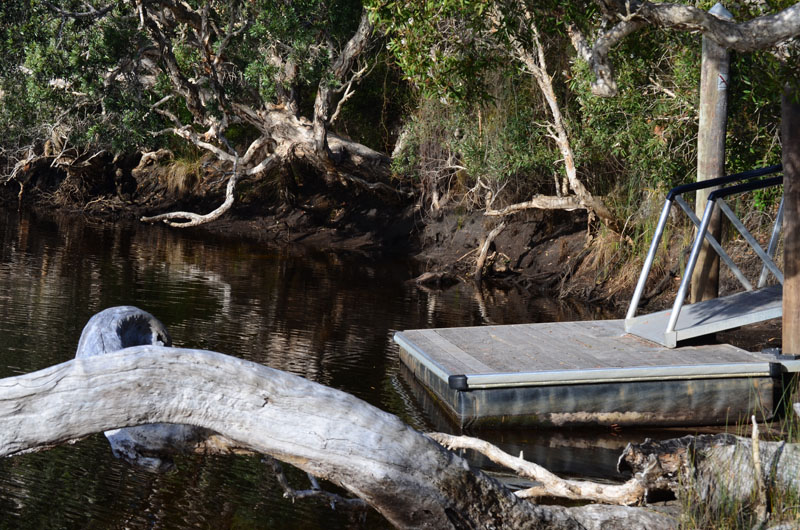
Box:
[0,1,796,294]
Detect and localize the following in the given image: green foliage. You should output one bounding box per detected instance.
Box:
[368,0,496,101]
[236,0,364,105]
[570,30,701,201]
[0,0,377,159]
[379,0,794,243]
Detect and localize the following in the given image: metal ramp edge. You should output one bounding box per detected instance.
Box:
[626,285,782,347]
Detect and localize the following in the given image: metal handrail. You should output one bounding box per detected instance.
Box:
[665,176,783,335]
[666,164,782,200]
[626,165,783,322]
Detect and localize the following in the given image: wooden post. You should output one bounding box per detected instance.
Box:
[691,3,733,304]
[782,85,800,356]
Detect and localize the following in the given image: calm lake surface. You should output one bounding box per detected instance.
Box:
[0,206,669,528]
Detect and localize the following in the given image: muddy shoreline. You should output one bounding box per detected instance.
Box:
[0,159,782,352]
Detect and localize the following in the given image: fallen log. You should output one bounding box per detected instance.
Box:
[619,432,800,508]
[0,307,676,529]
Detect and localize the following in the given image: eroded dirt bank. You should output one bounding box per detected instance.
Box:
[0,155,782,351]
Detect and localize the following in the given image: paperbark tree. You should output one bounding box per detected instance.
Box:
[568,0,800,97]
[3,1,401,226]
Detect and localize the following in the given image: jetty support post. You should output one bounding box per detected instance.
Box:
[783,86,800,358]
[691,2,733,304]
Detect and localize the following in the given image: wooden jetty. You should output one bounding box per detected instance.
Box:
[395,166,799,429]
[395,320,798,428]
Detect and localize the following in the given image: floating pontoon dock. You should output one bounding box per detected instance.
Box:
[396,166,800,428]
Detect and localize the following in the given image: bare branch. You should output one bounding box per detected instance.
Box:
[140,154,261,227]
[474,221,506,283]
[265,456,368,511]
[429,432,646,505]
[153,108,234,163]
[330,62,370,124]
[484,195,583,216]
[577,1,800,96]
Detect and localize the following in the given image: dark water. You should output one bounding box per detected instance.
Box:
[0,207,652,528]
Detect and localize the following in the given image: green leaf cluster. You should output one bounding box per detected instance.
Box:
[379,0,792,227]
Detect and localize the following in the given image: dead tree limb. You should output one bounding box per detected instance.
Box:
[430,433,646,505]
[474,221,506,283]
[569,1,800,97]
[484,195,583,216]
[0,307,677,529]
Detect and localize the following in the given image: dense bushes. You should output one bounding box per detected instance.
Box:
[392,23,783,226]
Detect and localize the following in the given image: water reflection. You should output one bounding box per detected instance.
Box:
[0,206,619,528]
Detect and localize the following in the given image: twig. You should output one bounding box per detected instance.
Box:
[752,415,769,527]
[263,456,367,511]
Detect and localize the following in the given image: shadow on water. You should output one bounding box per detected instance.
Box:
[0,207,693,528]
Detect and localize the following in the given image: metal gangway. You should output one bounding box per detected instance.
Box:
[626,165,784,347]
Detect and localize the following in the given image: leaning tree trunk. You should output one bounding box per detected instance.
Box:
[0,307,676,529]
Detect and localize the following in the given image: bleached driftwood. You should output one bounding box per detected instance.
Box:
[0,307,677,529]
[430,433,646,505]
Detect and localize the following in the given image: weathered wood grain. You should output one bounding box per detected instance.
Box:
[620,433,800,507]
[0,325,675,528]
[399,320,769,376]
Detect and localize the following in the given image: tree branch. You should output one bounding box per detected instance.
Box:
[474,221,506,283]
[498,7,622,231]
[429,433,646,505]
[312,10,374,156]
[42,1,114,19]
[576,1,800,96]
[140,154,258,227]
[484,195,583,216]
[265,456,368,510]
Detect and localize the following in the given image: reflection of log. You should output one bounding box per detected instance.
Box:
[619,434,800,506]
[0,307,677,529]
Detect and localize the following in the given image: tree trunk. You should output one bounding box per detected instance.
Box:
[474,221,506,283]
[0,307,677,529]
[783,85,800,356]
[690,3,732,304]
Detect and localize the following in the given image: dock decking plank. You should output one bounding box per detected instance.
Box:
[397,320,772,379]
[399,329,494,374]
